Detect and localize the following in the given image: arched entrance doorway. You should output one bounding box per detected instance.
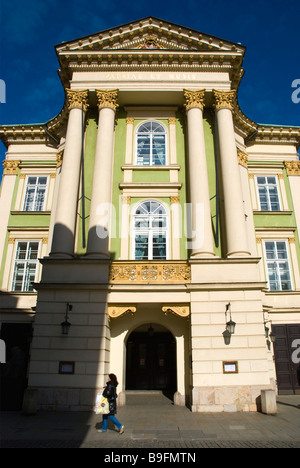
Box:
[126,324,177,395]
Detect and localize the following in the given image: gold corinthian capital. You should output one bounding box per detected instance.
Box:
[183,89,205,111]
[96,89,119,111]
[213,89,236,110]
[66,89,89,112]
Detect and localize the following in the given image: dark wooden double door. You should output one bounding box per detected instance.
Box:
[126,331,177,393]
[272,324,300,395]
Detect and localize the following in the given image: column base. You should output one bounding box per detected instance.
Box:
[190,251,216,259]
[227,250,251,258]
[49,252,74,259]
[84,252,110,260]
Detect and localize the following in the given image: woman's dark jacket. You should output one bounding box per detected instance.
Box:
[103,381,118,415]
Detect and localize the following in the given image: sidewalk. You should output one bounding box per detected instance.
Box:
[1,393,300,448]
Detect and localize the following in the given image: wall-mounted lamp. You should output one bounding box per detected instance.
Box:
[225,303,236,335]
[223,303,236,345]
[61,303,72,335]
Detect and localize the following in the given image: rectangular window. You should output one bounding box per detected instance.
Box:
[23,176,48,212]
[11,242,39,292]
[264,241,292,291]
[256,176,281,211]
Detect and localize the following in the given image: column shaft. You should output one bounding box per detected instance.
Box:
[184,89,215,258]
[50,90,88,257]
[86,90,118,257]
[214,90,250,257]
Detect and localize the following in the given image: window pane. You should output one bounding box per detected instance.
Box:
[27,177,37,185]
[12,263,25,291]
[134,218,149,229]
[152,135,166,165]
[257,176,266,185]
[152,217,167,228]
[267,176,276,185]
[269,186,280,211]
[23,187,35,211]
[135,234,149,260]
[137,136,150,165]
[265,242,276,259]
[267,262,280,291]
[16,243,28,260]
[276,242,287,259]
[24,263,37,291]
[258,186,269,210]
[152,234,166,260]
[28,242,39,260]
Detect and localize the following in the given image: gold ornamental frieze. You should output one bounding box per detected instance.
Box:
[109,261,191,284]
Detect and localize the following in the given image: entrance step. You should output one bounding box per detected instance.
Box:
[124,390,174,406]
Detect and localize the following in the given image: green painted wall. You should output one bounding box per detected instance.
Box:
[203,109,222,257]
[110,108,127,260]
[175,111,188,259]
[77,112,98,255]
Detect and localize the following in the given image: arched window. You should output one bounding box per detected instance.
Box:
[133,201,168,260]
[136,121,167,166]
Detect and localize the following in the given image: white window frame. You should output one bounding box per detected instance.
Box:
[255,175,281,211]
[11,241,40,292]
[135,121,168,166]
[23,176,49,212]
[132,200,169,260]
[262,240,293,291]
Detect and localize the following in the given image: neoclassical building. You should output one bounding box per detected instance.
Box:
[1,17,300,412]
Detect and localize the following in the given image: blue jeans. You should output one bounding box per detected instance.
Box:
[102,414,122,431]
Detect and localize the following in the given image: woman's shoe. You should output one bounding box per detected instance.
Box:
[119,426,125,434]
[97,430,107,433]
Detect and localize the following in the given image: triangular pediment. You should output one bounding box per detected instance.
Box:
[56,17,245,54]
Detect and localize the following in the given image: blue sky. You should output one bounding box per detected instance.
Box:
[0,0,299,176]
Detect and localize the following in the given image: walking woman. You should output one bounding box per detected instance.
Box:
[98,374,124,434]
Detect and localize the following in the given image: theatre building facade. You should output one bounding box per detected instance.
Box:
[1,18,300,412]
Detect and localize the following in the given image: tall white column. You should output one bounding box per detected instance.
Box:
[50,89,89,257]
[213,90,250,257]
[184,89,215,258]
[86,89,119,258]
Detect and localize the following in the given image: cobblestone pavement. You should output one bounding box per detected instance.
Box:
[1,393,300,449]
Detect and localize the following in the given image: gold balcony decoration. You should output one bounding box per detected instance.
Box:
[109,261,191,284]
[162,305,190,318]
[107,305,136,320]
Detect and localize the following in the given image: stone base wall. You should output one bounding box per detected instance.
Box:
[191,384,276,413]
